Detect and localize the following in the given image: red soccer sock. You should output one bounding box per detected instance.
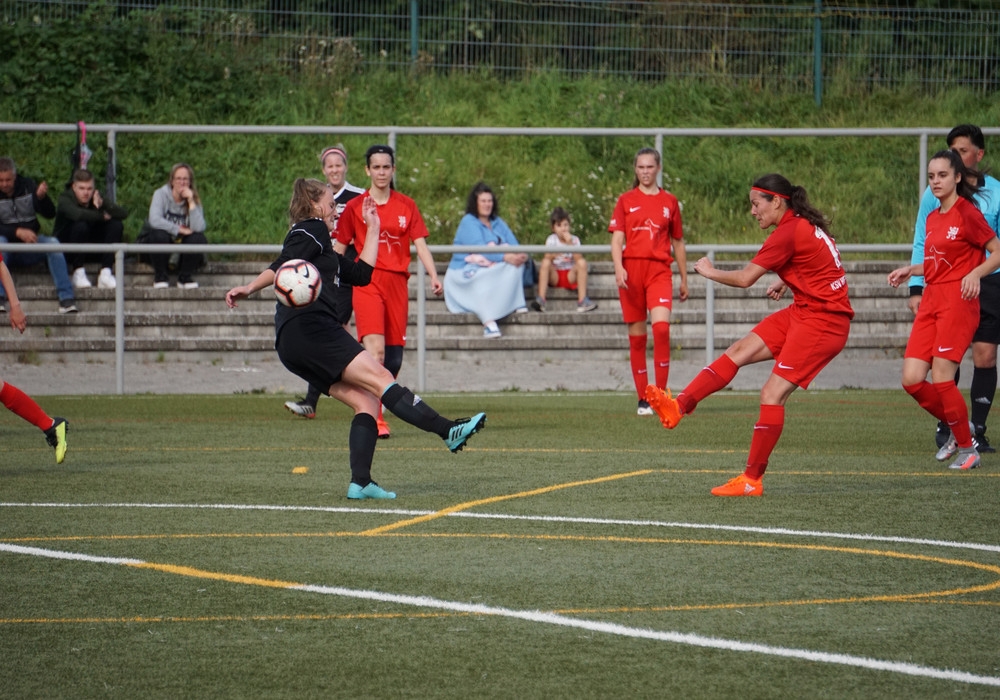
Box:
[652,321,671,389]
[745,404,785,480]
[677,354,739,415]
[903,381,946,422]
[629,334,649,400]
[933,380,973,448]
[0,381,53,431]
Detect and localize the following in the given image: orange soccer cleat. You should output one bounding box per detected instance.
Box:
[644,385,683,429]
[377,417,391,439]
[711,474,764,497]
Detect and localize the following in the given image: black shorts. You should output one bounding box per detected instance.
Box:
[973,273,1000,345]
[275,314,364,394]
[334,282,353,326]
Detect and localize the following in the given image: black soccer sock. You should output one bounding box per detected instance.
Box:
[305,384,322,408]
[348,413,379,486]
[381,383,452,438]
[970,366,997,428]
[384,345,404,379]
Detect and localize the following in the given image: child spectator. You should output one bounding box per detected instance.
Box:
[531,207,598,313]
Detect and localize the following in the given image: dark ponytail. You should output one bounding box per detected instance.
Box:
[752,173,833,236]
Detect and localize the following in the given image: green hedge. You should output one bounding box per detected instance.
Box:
[2,10,999,248]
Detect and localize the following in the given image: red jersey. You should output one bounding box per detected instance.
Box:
[608,188,683,263]
[751,209,854,318]
[922,197,996,286]
[336,190,429,274]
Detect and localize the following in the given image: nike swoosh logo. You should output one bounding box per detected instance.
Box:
[658,298,670,303]
[938,347,953,352]
[777,362,794,370]
[629,206,641,212]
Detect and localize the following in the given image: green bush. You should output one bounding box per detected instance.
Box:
[2,11,999,248]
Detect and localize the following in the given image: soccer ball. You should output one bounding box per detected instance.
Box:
[274,259,322,308]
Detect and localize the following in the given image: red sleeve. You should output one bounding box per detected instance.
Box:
[963,199,998,248]
[407,198,429,241]
[751,223,795,272]
[608,194,627,233]
[335,197,362,246]
[668,192,683,240]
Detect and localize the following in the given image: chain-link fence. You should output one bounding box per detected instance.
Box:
[5,1,999,90]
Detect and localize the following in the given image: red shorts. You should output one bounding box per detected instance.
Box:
[352,268,410,346]
[618,258,674,324]
[553,268,578,291]
[753,305,851,389]
[905,281,979,364]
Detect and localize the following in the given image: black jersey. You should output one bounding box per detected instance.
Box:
[269,217,372,334]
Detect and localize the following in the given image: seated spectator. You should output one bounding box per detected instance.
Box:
[532,206,598,313]
[0,157,77,314]
[54,169,127,290]
[444,182,528,338]
[140,163,207,289]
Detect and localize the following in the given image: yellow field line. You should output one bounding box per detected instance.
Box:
[358,469,654,535]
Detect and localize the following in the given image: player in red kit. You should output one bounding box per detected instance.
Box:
[608,148,688,416]
[889,150,1000,471]
[0,259,68,463]
[335,145,442,439]
[646,174,853,497]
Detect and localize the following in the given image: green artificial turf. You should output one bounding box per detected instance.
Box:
[1,391,999,698]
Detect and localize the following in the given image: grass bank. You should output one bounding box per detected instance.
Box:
[2,72,998,248]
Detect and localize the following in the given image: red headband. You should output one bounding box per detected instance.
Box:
[320,147,348,165]
[752,186,789,200]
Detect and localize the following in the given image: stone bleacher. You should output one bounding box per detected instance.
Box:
[0,259,912,364]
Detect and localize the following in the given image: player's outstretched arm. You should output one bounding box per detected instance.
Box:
[226,269,277,308]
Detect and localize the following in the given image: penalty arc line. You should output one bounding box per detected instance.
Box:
[2,542,999,688]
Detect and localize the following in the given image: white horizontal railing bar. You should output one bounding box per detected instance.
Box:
[5,122,1000,138]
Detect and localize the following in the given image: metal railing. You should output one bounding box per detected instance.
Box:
[5,122,1000,207]
[1,241,911,394]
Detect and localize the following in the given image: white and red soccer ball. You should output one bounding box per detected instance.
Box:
[273,259,322,308]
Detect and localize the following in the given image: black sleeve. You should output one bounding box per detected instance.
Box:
[339,255,374,287]
[31,179,56,220]
[267,225,326,273]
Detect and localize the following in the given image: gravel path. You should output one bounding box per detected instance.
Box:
[0,353,948,396]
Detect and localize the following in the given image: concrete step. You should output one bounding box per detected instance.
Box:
[0,259,919,364]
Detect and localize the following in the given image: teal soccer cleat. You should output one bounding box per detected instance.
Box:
[347,482,396,500]
[446,412,487,453]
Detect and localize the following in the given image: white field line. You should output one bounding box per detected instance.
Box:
[2,502,1000,554]
[1,540,998,688]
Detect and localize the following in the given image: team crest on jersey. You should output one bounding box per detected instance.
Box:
[947,226,959,240]
[398,216,407,228]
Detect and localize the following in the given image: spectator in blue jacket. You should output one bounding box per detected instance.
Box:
[443,182,529,339]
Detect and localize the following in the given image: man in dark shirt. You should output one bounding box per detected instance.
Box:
[0,157,77,313]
